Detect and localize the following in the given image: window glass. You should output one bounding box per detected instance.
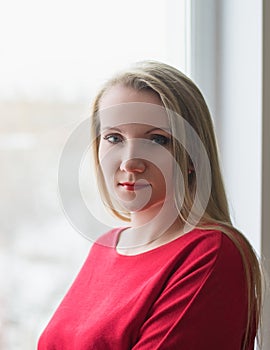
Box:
[0,1,187,348]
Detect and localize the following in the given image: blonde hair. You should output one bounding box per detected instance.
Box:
[90,60,262,349]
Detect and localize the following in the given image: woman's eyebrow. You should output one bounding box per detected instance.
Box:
[100,126,171,133]
[145,127,171,134]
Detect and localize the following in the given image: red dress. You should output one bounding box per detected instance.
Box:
[38,228,253,349]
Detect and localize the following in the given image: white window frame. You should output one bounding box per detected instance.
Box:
[188,1,269,348]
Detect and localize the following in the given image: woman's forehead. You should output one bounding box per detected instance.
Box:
[98,102,170,131]
[99,84,163,108]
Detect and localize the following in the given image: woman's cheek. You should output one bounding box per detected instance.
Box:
[98,146,120,184]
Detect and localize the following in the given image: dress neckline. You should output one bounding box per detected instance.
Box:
[113,226,199,257]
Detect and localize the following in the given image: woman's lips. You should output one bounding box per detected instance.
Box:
[119,182,150,191]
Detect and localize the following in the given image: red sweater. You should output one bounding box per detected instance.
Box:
[38,228,253,349]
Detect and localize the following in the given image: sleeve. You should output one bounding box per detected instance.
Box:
[132,233,249,350]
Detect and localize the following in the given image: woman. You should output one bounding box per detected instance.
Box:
[38,61,261,349]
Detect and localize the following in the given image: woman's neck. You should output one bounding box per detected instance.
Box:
[116,201,184,255]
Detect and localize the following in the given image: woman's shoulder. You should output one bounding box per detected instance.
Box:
[93,227,124,248]
[185,226,244,251]
[163,227,246,295]
[175,227,245,271]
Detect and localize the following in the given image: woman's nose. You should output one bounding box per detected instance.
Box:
[120,158,146,173]
[119,139,147,173]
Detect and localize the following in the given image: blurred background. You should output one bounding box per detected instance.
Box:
[0,0,187,348]
[1,0,269,349]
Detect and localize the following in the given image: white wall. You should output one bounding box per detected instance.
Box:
[190,0,269,348]
[190,0,262,253]
[217,0,262,253]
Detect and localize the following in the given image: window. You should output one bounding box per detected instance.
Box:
[0,1,188,348]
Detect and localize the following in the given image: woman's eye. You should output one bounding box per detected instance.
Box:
[103,134,122,144]
[150,134,170,146]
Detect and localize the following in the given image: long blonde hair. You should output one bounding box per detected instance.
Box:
[90,60,262,349]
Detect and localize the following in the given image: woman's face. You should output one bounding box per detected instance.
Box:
[97,85,174,213]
